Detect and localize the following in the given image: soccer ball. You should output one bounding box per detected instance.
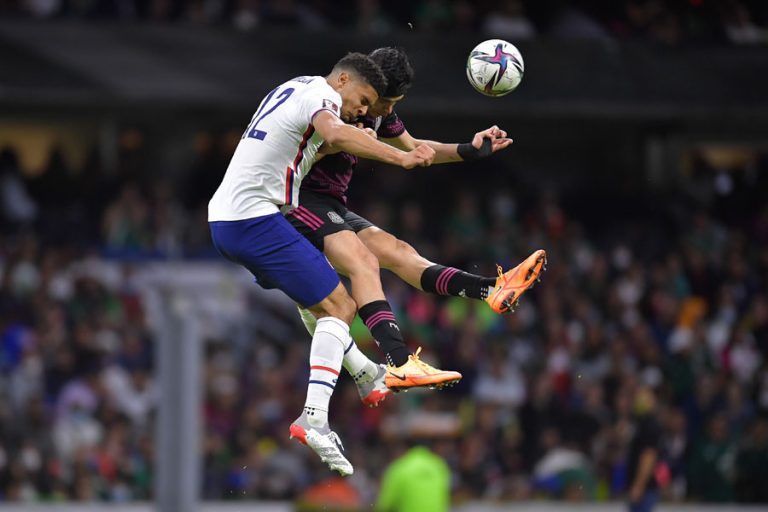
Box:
[466,39,524,97]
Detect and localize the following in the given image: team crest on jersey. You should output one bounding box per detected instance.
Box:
[322,99,339,113]
[327,211,344,224]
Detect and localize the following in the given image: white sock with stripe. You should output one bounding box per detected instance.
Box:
[298,308,378,386]
[342,337,378,385]
[304,316,347,428]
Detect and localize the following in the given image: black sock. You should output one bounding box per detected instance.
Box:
[358,300,410,367]
[420,264,497,300]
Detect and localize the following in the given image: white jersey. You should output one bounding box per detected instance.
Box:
[208,76,342,221]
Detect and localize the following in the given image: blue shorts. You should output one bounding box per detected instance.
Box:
[209,213,340,308]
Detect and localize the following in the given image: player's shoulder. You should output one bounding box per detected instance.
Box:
[294,78,341,115]
[290,76,338,96]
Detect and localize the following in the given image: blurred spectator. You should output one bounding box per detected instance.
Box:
[413,0,453,32]
[102,185,152,251]
[549,5,612,42]
[22,0,61,18]
[532,426,596,500]
[0,149,37,228]
[473,346,526,408]
[0,129,767,505]
[2,0,766,46]
[720,0,768,44]
[356,0,395,34]
[297,476,361,510]
[232,0,260,30]
[734,417,768,502]
[482,0,536,40]
[626,387,662,512]
[688,413,737,501]
[376,443,451,512]
[658,406,688,501]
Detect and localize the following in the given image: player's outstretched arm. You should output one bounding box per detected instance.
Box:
[316,125,377,158]
[314,111,434,169]
[383,125,513,165]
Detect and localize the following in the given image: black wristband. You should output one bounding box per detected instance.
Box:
[457,137,492,161]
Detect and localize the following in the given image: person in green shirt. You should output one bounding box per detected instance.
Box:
[376,445,451,512]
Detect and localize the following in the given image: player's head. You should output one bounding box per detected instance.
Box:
[367,47,414,117]
[328,53,387,122]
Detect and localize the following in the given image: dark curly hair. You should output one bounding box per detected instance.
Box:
[332,52,388,98]
[369,47,414,98]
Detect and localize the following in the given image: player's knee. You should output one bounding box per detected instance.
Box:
[396,239,418,258]
[347,244,380,277]
[359,247,380,274]
[318,285,356,324]
[334,292,356,324]
[382,239,416,269]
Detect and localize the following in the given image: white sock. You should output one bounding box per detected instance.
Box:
[300,308,378,385]
[342,337,378,384]
[298,306,318,336]
[304,317,347,427]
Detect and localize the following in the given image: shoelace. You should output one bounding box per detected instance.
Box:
[408,347,440,374]
[313,430,348,467]
[328,431,345,452]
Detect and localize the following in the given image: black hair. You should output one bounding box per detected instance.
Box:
[333,52,388,98]
[369,47,414,98]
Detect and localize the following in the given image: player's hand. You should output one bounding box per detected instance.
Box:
[400,144,435,169]
[472,125,513,154]
[628,484,643,504]
[355,123,378,140]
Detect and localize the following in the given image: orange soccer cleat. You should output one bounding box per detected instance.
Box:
[384,347,462,391]
[485,249,547,314]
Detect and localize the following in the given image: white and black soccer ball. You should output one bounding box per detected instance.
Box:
[466,39,524,97]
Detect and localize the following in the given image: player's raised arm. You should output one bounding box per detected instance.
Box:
[382,125,513,164]
[313,110,434,169]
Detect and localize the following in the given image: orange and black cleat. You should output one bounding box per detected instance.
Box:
[485,249,547,314]
[384,347,462,391]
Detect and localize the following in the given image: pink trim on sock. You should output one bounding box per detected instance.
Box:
[364,311,396,330]
[436,267,459,295]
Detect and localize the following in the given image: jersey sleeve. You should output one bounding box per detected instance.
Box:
[377,111,406,139]
[299,84,342,125]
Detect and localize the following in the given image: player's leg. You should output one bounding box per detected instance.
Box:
[288,196,462,391]
[356,225,547,314]
[355,225,438,290]
[356,225,491,295]
[209,214,353,475]
[298,303,390,408]
[288,310,354,476]
[321,210,421,366]
[322,229,408,365]
[322,230,462,390]
[306,281,356,325]
[346,213,493,298]
[286,202,394,403]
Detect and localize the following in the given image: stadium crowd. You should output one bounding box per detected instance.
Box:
[1,135,767,505]
[1,0,767,45]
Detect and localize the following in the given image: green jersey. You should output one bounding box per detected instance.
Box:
[376,446,451,512]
